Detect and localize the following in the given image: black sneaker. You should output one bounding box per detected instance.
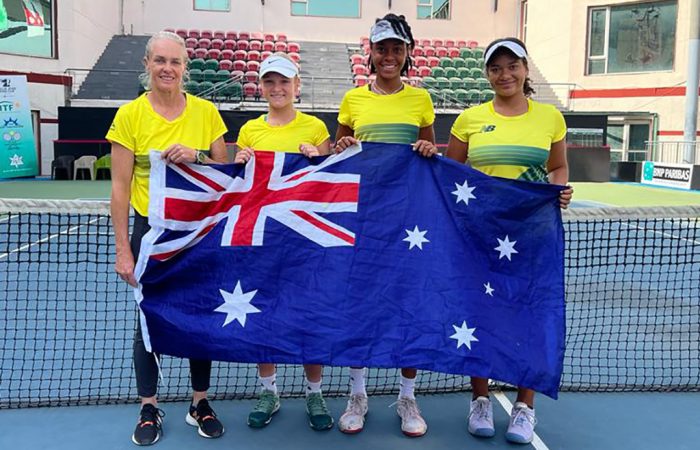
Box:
[185,398,224,438]
[132,404,164,446]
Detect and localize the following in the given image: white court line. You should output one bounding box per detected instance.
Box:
[0,217,103,261]
[493,391,550,450]
[0,213,17,224]
[622,220,700,246]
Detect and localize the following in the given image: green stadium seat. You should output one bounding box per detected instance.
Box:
[421,76,437,89]
[189,58,205,70]
[477,59,485,69]
[189,68,204,82]
[457,67,471,79]
[481,89,495,102]
[440,88,455,105]
[448,77,463,90]
[452,57,465,69]
[428,88,441,105]
[184,80,200,94]
[202,69,217,82]
[430,66,445,78]
[444,67,458,79]
[435,76,450,90]
[94,154,111,180]
[464,58,478,69]
[476,77,491,90]
[473,47,485,59]
[439,57,453,68]
[459,48,473,59]
[198,81,215,96]
[469,67,484,79]
[463,77,477,90]
[203,59,219,71]
[454,88,469,104]
[215,69,231,83]
[223,82,243,100]
[467,88,481,103]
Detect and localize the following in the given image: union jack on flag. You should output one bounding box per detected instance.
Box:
[145,147,362,261]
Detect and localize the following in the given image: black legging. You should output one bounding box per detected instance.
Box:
[130,213,212,398]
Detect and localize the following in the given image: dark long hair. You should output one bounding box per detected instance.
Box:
[368,13,415,76]
[484,37,536,97]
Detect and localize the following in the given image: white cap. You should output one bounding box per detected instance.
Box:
[483,40,528,65]
[259,55,299,78]
[369,20,411,44]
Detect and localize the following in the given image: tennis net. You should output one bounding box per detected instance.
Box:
[1,198,698,408]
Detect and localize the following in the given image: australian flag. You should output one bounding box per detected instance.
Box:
[135,142,566,398]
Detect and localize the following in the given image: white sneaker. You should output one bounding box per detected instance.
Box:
[338,394,368,434]
[505,402,536,444]
[396,397,427,437]
[467,396,495,437]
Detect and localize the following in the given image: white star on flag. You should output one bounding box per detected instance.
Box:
[403,225,429,250]
[495,235,518,260]
[215,281,260,327]
[9,154,23,168]
[451,180,476,205]
[484,282,494,297]
[450,320,479,350]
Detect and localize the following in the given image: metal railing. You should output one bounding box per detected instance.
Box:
[646,140,700,164]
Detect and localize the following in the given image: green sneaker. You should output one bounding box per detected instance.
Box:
[247,390,280,428]
[305,392,334,431]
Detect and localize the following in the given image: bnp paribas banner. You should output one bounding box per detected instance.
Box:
[0,75,38,178]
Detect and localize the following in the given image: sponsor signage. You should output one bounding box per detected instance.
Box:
[641,161,693,190]
[0,75,38,178]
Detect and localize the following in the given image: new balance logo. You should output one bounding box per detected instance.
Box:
[480,125,496,133]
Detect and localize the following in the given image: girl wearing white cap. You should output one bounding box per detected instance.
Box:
[446,37,573,445]
[334,13,437,438]
[233,52,334,432]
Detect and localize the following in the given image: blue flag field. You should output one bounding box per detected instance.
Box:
[134,142,566,398]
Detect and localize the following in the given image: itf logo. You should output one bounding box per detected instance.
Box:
[0,101,15,112]
[642,161,654,182]
[2,117,21,128]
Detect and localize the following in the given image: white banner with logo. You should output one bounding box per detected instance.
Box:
[0,75,39,178]
[641,161,694,190]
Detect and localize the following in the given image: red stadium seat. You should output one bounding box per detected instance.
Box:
[213,30,226,40]
[186,47,195,59]
[251,31,264,41]
[243,82,257,98]
[276,33,287,42]
[444,39,455,48]
[237,39,249,51]
[427,56,440,67]
[249,40,262,51]
[363,44,370,55]
[185,37,198,49]
[164,27,175,33]
[410,76,422,87]
[264,33,275,42]
[197,38,211,49]
[352,64,368,76]
[467,40,479,49]
[448,47,460,58]
[210,39,224,50]
[420,39,431,47]
[194,48,208,59]
[176,29,188,38]
[206,49,221,60]
[238,31,250,40]
[413,56,428,67]
[187,29,199,39]
[230,69,245,80]
[412,47,424,57]
[274,41,287,52]
[287,42,301,53]
[418,66,432,77]
[432,39,444,47]
[226,31,238,40]
[423,46,436,57]
[262,40,274,52]
[232,60,247,71]
[221,49,235,60]
[261,50,273,60]
[200,30,213,39]
[354,74,369,87]
[223,39,237,50]
[233,50,247,61]
[287,52,300,63]
[456,40,467,48]
[244,71,258,83]
[247,50,261,61]
[350,53,364,65]
[408,67,417,78]
[360,36,370,46]
[436,46,448,57]
[246,60,260,72]
[218,59,233,70]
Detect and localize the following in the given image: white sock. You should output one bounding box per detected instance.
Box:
[349,368,366,396]
[260,374,278,395]
[306,379,322,395]
[399,375,416,399]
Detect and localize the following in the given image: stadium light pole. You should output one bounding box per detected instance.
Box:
[683,0,700,163]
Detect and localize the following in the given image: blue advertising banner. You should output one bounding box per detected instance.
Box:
[0,75,38,178]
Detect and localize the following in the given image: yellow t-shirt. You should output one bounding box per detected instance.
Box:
[450,99,566,182]
[236,111,330,153]
[338,84,435,144]
[106,93,227,216]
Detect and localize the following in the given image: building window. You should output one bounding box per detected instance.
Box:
[194,0,230,11]
[607,120,651,161]
[0,0,56,58]
[417,0,451,20]
[586,1,677,75]
[291,0,360,18]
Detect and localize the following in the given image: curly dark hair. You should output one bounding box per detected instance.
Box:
[484,37,536,97]
[368,13,415,77]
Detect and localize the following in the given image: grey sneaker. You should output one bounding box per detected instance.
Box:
[468,396,495,437]
[505,402,537,444]
[396,397,427,437]
[305,392,333,430]
[247,390,280,428]
[338,394,368,434]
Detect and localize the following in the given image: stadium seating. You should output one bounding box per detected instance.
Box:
[73,155,97,180]
[95,154,111,180]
